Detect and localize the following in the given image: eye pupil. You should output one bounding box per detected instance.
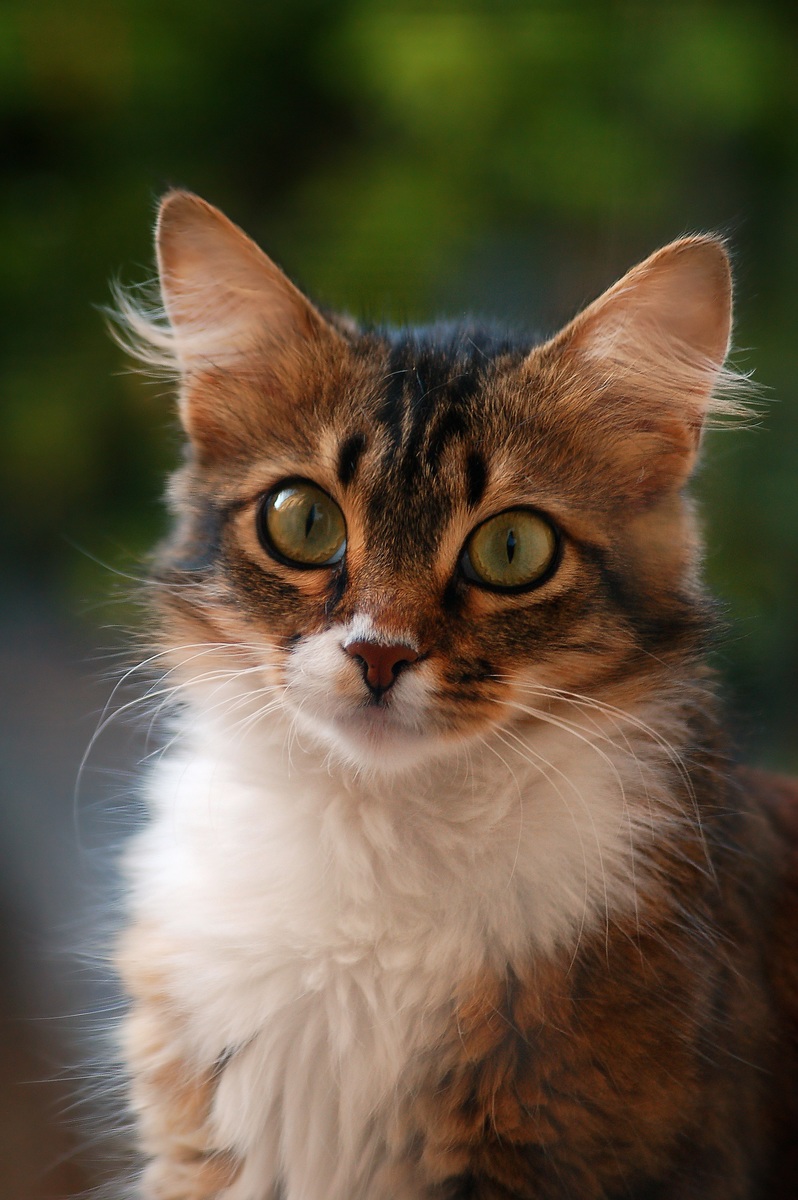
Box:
[305,503,319,538]
[506,529,516,563]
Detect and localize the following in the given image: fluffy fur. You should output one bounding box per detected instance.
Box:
[111,192,798,1199]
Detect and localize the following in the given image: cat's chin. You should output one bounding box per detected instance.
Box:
[298,705,448,775]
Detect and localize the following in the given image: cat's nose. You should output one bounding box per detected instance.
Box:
[344,641,420,695]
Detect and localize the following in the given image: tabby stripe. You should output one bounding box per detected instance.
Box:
[337,432,367,486]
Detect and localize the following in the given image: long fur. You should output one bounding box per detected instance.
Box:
[109,194,795,1200]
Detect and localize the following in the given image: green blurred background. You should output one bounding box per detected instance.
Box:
[0,2,796,1194]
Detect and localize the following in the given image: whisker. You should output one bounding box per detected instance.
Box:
[495,679,716,884]
[78,642,276,807]
[500,698,631,826]
[491,724,607,961]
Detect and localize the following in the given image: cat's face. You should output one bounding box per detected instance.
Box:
[137,193,736,773]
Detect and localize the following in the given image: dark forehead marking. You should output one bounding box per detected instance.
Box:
[376,331,484,479]
[422,402,470,473]
[337,432,367,486]
[374,324,527,416]
[465,451,488,508]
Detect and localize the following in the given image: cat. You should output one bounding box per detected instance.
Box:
[111,190,798,1200]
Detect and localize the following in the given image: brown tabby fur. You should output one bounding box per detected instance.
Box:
[413,776,791,1199]
[114,193,798,1199]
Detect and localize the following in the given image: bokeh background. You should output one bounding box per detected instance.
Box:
[1,2,797,1195]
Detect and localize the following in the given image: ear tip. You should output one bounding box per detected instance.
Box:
[155,191,240,279]
[681,232,731,267]
[663,234,732,294]
[156,189,216,234]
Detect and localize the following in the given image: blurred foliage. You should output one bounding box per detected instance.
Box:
[1,0,796,765]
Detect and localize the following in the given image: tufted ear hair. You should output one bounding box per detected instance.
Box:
[147,191,343,457]
[539,236,739,498]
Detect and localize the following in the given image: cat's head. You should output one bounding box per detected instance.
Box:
[119,192,740,773]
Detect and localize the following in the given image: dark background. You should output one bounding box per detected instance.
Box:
[1,3,796,1194]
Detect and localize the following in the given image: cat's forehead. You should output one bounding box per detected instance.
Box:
[359,328,521,462]
[321,323,543,487]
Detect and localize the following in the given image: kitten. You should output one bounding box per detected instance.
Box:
[112,191,798,1200]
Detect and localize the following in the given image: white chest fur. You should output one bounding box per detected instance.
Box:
[125,712,663,1200]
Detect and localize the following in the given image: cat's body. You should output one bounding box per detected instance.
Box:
[114,193,798,1199]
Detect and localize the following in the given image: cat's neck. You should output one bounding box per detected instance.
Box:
[145,684,701,963]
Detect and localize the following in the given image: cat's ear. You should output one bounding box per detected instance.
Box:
[156,190,330,371]
[155,191,340,453]
[545,237,735,496]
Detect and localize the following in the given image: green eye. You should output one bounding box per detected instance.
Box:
[259,480,346,567]
[462,509,558,590]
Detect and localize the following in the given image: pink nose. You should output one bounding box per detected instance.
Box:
[345,640,419,694]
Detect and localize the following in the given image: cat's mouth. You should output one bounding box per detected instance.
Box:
[297,690,437,770]
[361,693,396,713]
[341,696,422,739]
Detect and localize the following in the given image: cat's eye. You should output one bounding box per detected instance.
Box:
[461,509,558,591]
[258,480,346,568]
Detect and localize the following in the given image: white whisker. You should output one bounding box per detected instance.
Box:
[492,723,609,961]
[495,679,716,884]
